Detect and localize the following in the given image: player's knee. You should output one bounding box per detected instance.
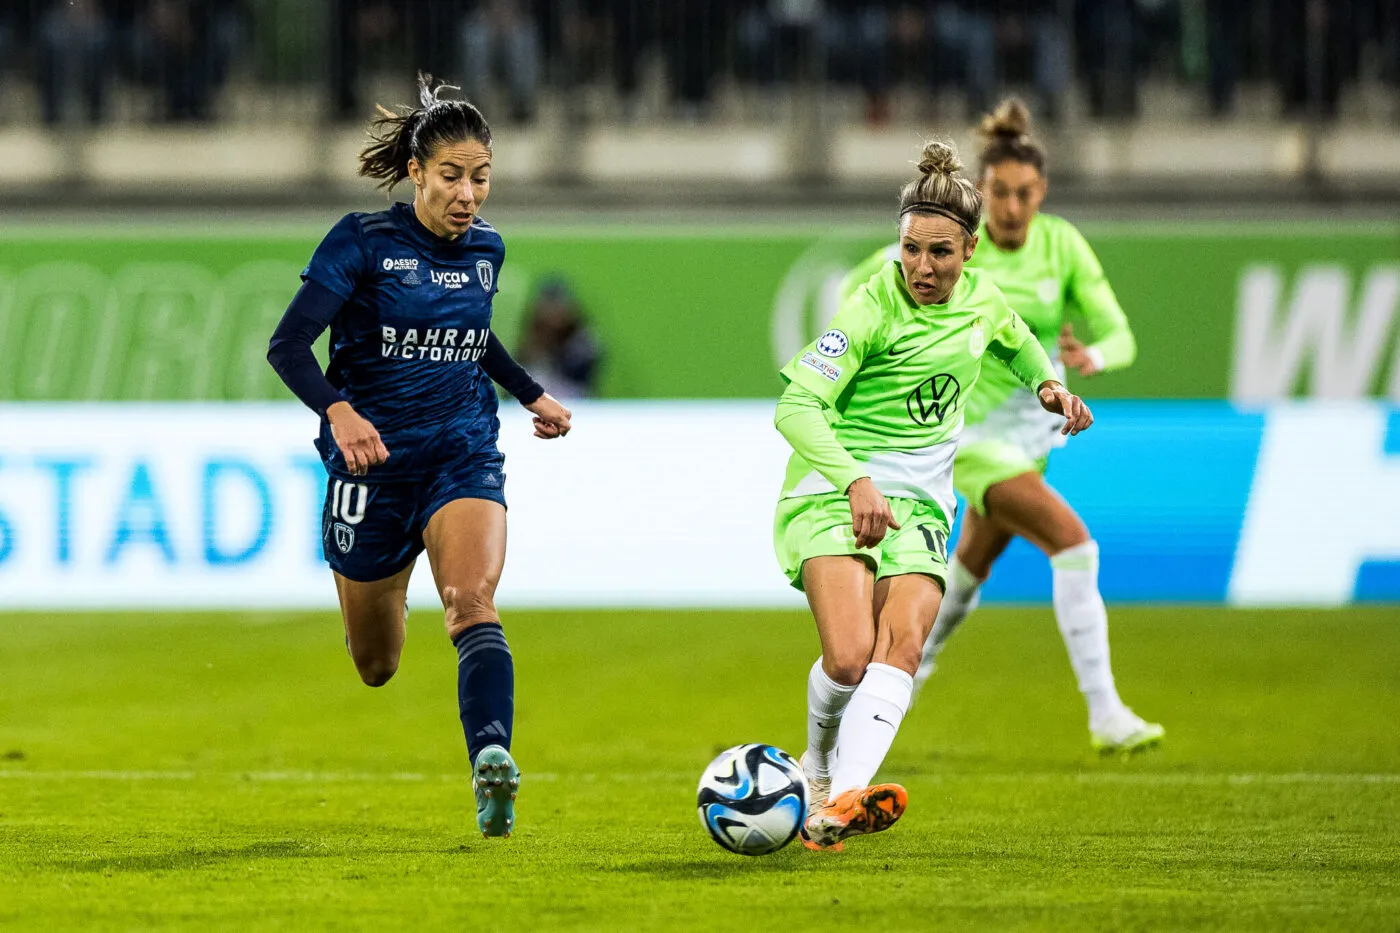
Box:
[883,640,923,677]
[823,647,872,687]
[442,583,499,638]
[1047,524,1091,554]
[354,656,398,687]
[880,618,931,676]
[957,549,996,580]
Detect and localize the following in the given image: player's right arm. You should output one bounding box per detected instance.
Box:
[984,290,1093,436]
[774,291,900,548]
[1059,221,1135,377]
[268,214,389,476]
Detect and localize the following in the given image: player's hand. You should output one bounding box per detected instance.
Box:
[1058,323,1101,376]
[327,401,389,475]
[525,393,571,439]
[846,477,900,549]
[1037,381,1094,436]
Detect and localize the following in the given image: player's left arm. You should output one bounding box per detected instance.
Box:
[1059,224,1136,377]
[477,332,571,439]
[988,303,1093,436]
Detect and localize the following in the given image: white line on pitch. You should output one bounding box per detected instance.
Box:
[3,770,1399,785]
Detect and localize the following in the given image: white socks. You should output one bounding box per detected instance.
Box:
[914,558,983,693]
[829,663,913,798]
[1050,540,1125,727]
[805,659,856,781]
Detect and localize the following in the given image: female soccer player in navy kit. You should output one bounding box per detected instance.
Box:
[267,74,571,839]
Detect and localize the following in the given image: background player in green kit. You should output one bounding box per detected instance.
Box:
[775,140,1094,849]
[849,99,1163,757]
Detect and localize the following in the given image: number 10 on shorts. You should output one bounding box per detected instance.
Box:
[330,480,369,525]
[918,524,947,561]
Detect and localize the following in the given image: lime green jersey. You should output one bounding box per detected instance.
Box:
[844,214,1135,426]
[778,260,1056,503]
[963,213,1134,421]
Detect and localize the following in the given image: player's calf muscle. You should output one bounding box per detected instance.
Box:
[986,477,1089,555]
[344,617,403,686]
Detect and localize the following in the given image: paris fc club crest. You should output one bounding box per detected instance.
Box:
[476,260,494,292]
[333,522,355,554]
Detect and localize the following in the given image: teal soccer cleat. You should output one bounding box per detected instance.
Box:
[473,745,520,838]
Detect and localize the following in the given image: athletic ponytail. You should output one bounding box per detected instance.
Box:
[358,72,492,193]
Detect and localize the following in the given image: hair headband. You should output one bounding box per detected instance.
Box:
[899,202,976,237]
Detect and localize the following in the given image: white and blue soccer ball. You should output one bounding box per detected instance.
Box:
[696,743,808,856]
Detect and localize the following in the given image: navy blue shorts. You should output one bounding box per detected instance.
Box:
[321,447,506,582]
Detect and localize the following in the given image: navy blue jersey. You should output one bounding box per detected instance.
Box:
[302,202,506,478]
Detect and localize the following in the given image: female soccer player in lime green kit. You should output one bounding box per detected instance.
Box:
[774,140,1094,849]
[847,99,1163,757]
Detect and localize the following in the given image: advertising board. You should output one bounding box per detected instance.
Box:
[1,401,1395,609]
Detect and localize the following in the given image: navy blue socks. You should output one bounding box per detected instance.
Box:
[451,622,515,764]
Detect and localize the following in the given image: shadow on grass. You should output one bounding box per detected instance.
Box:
[64,840,328,873]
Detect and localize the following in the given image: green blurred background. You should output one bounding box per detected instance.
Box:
[3,220,1396,401]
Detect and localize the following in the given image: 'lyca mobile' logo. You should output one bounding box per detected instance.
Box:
[431,270,470,289]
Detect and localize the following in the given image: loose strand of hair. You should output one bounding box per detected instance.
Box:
[358,105,422,193]
[356,72,493,195]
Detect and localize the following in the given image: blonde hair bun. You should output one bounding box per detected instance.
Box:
[916,139,965,179]
[899,138,982,234]
[978,97,1033,143]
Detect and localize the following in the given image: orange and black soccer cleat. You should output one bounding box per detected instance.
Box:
[802,784,908,849]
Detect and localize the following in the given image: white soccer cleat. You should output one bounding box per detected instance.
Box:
[797,753,841,852]
[1090,707,1165,758]
[799,753,831,810]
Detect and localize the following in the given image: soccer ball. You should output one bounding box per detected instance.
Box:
[696,743,808,856]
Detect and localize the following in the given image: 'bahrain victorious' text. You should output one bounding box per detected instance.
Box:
[301,201,506,479]
[380,326,490,362]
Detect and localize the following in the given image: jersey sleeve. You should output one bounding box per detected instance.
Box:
[986,293,1059,390]
[773,384,869,494]
[1063,222,1136,371]
[301,214,368,301]
[778,289,884,408]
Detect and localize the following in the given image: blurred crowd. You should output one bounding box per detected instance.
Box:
[1,0,245,123]
[2,0,1397,126]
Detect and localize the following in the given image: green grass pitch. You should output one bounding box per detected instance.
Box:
[2,607,1398,931]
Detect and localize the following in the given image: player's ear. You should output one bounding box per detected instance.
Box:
[964,233,978,261]
[407,157,424,188]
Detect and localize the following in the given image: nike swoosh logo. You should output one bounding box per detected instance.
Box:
[888,343,918,358]
[873,714,897,729]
